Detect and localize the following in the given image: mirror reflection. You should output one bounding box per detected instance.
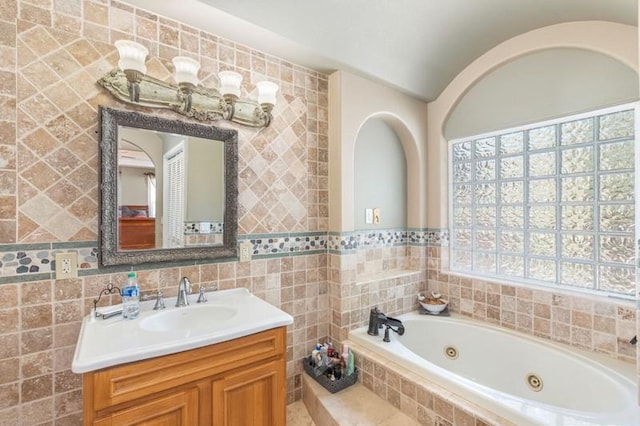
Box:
[117,127,225,250]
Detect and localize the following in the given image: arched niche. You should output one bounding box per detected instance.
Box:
[328,71,428,232]
[353,117,407,230]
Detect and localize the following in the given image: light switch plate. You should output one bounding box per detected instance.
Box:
[373,208,381,224]
[365,208,373,224]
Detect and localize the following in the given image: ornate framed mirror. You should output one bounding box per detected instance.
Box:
[99,107,238,266]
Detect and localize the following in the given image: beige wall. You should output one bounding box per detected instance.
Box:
[328,70,428,232]
[0,0,329,423]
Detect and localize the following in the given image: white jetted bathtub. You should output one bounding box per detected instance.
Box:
[349,311,639,425]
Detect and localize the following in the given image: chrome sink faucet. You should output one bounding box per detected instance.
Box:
[176,277,192,307]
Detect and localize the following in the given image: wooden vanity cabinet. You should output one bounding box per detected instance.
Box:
[83,327,286,426]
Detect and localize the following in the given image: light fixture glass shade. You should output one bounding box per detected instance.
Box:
[114,40,148,74]
[219,71,243,98]
[172,56,200,86]
[256,81,279,106]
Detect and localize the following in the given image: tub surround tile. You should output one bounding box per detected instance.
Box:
[352,343,515,426]
[303,374,420,425]
[426,246,637,364]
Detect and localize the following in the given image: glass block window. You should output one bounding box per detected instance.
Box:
[449,105,635,296]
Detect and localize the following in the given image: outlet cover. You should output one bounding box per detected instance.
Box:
[55,252,78,280]
[239,240,253,262]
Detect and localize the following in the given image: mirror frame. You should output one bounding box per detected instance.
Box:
[98,106,238,266]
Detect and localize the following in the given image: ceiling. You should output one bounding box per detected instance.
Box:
[124,0,637,102]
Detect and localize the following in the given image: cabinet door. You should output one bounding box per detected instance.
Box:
[94,388,199,426]
[212,359,285,426]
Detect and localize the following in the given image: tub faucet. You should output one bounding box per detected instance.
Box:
[175,277,191,307]
[367,307,405,342]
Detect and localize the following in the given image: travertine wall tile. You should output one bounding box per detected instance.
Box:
[426,247,637,363]
[1,0,329,422]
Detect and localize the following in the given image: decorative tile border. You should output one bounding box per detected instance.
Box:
[247,232,328,257]
[327,228,448,252]
[0,228,446,282]
[184,221,224,234]
[0,242,98,281]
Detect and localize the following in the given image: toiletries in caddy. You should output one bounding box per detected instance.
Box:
[308,342,351,380]
[121,272,139,319]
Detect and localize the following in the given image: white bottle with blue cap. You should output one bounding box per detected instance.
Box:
[122,272,140,319]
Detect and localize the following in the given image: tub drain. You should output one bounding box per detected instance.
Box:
[444,346,458,360]
[526,373,543,392]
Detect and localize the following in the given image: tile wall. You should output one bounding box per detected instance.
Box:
[0,0,330,423]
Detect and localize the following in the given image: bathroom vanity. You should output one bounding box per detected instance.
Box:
[73,288,292,426]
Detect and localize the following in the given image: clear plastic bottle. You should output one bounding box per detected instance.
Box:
[121,272,139,319]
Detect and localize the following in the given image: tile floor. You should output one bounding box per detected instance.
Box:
[287,401,316,425]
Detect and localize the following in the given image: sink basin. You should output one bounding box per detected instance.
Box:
[139,304,238,332]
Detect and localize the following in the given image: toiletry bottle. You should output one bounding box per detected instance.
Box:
[346,349,355,376]
[311,343,321,366]
[121,272,140,319]
[314,344,328,376]
[342,344,349,364]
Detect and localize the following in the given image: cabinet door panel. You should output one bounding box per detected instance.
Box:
[212,359,285,426]
[91,328,284,410]
[94,388,199,426]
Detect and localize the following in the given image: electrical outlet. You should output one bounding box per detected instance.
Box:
[55,252,78,280]
[239,240,253,262]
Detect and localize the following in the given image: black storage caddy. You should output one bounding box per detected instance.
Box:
[302,356,358,394]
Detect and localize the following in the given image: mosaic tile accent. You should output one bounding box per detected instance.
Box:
[184,221,224,234]
[327,228,448,252]
[408,228,449,246]
[0,229,445,281]
[247,233,327,256]
[0,243,97,279]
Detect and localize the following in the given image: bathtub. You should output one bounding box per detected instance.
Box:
[348,311,639,426]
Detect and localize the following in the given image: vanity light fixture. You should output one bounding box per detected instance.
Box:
[114,40,148,102]
[98,40,279,128]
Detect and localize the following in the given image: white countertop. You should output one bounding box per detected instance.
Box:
[71,287,293,373]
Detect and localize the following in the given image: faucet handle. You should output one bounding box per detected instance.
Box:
[181,277,192,294]
[197,286,208,303]
[153,291,166,310]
